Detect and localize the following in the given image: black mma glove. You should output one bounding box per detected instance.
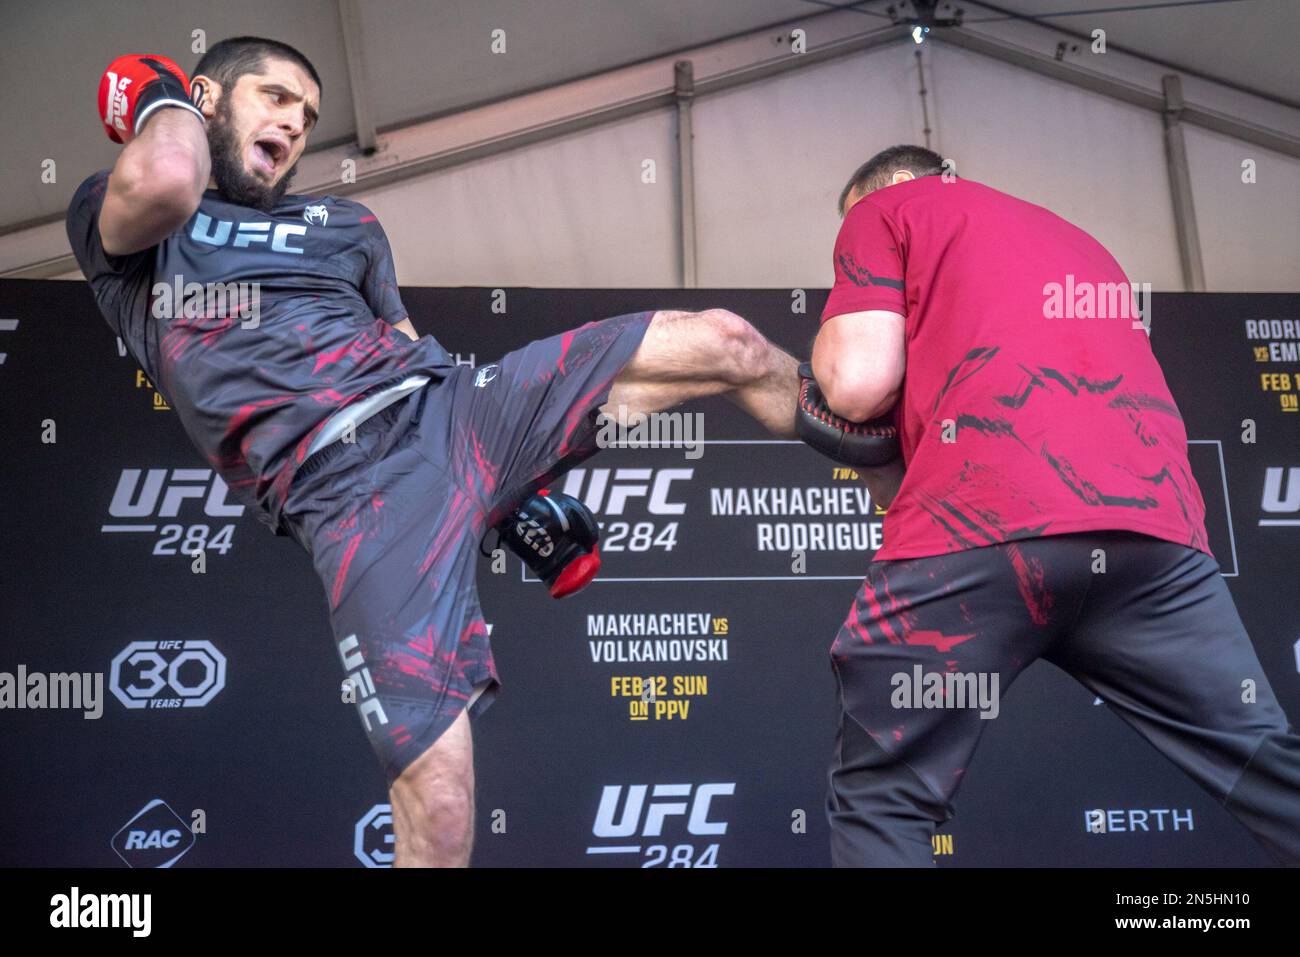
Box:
[487,490,601,599]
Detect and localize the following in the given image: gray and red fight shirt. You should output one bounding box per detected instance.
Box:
[822,176,1209,562]
[66,169,457,534]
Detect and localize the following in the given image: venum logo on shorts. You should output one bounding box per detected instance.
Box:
[303,204,329,227]
[111,798,197,868]
[338,634,388,731]
[103,468,243,557]
[354,804,394,868]
[473,364,499,388]
[1260,467,1300,527]
[586,783,732,867]
[109,641,227,710]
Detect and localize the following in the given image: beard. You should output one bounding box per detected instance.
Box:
[206,97,298,213]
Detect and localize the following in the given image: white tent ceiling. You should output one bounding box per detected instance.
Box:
[0,0,1295,235]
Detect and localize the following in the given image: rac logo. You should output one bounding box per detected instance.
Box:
[190,212,306,254]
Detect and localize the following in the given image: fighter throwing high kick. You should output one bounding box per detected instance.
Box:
[66,37,800,866]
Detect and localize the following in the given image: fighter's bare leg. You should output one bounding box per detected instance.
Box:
[603,309,800,438]
[384,310,794,866]
[388,708,475,867]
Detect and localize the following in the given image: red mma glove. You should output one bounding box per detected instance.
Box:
[99,53,203,144]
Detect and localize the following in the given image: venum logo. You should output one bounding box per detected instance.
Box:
[190,211,306,254]
[1261,467,1300,527]
[303,204,329,226]
[559,468,692,516]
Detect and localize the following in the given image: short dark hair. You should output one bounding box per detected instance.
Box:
[838,145,946,215]
[194,36,321,99]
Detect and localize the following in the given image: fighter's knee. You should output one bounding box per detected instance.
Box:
[692,308,765,385]
[691,307,745,339]
[391,732,475,865]
[395,780,474,865]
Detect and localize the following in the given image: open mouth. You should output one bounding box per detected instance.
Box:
[251,138,286,176]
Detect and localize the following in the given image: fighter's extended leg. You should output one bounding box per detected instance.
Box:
[388,709,475,867]
[603,309,800,438]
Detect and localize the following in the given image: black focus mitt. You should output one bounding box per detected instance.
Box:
[795,361,900,468]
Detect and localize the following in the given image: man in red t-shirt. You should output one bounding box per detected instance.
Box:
[808,145,1300,866]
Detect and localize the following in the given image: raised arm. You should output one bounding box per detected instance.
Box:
[97,55,210,256]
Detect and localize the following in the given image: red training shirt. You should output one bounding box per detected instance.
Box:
[821,176,1209,562]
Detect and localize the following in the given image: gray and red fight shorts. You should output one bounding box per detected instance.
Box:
[281,311,654,785]
[828,531,1300,866]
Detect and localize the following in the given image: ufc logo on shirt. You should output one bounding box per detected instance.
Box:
[190,212,307,254]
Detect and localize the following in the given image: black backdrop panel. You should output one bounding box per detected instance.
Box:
[1,282,1296,867]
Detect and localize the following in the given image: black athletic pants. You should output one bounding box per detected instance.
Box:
[827,531,1300,866]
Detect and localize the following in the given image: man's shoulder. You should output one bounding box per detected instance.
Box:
[65,170,116,272]
[282,191,381,229]
[77,168,113,191]
[67,169,113,220]
[912,177,1053,220]
[872,175,983,210]
[882,176,1063,227]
